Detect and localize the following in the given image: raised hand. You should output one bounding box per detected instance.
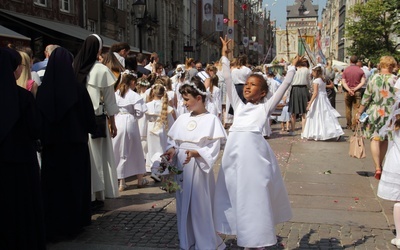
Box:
[220,36,232,57]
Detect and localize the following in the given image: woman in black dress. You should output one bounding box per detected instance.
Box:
[36,47,96,240]
[0,48,46,249]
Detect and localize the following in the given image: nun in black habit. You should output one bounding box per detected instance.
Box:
[36,47,96,240]
[0,48,46,249]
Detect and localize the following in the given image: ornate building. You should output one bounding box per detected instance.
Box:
[275,0,318,63]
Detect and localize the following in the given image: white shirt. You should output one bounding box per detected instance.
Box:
[231,66,252,85]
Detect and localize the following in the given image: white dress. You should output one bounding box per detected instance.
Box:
[302,78,344,140]
[377,98,400,201]
[137,91,148,170]
[213,56,294,248]
[167,112,227,250]
[112,89,147,179]
[207,86,222,118]
[86,62,120,200]
[145,99,175,171]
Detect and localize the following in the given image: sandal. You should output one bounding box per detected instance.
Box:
[137,178,149,188]
[374,169,382,180]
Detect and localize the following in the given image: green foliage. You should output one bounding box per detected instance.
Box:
[345,0,400,64]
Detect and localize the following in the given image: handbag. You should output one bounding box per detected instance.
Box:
[349,124,366,158]
[91,102,108,139]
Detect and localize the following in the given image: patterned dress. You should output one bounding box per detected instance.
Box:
[361,73,397,140]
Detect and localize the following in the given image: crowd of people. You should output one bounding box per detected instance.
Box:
[2,32,400,250]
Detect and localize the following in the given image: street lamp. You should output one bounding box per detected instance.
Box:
[131,0,146,53]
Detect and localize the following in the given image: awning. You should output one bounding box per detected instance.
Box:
[0,25,30,40]
[0,9,141,52]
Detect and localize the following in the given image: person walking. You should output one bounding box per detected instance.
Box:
[341,55,366,131]
[73,34,120,203]
[113,72,148,191]
[0,47,46,250]
[301,65,344,141]
[288,56,311,136]
[356,56,398,180]
[37,47,96,240]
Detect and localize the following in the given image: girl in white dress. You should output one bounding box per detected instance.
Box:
[207,74,222,119]
[377,98,400,248]
[301,66,344,141]
[163,76,227,250]
[145,81,175,180]
[113,72,148,191]
[136,77,150,171]
[213,37,296,249]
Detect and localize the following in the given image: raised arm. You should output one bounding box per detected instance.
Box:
[220,36,242,111]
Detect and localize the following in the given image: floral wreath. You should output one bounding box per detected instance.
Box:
[137,78,150,87]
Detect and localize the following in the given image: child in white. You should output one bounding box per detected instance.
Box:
[163,76,227,250]
[278,89,291,132]
[136,77,151,171]
[172,65,189,117]
[207,74,222,119]
[301,65,344,140]
[213,37,295,249]
[112,72,148,191]
[145,81,175,178]
[377,92,400,248]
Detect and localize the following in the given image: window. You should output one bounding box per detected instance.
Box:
[60,0,71,13]
[118,28,124,42]
[88,20,96,33]
[117,0,125,10]
[34,0,47,7]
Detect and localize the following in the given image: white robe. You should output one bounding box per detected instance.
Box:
[167,112,227,250]
[213,56,295,248]
[113,89,147,178]
[86,62,120,200]
[145,99,175,171]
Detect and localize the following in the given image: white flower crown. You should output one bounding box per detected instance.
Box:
[182,81,208,96]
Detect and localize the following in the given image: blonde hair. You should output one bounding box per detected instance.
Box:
[16,51,32,89]
[379,56,397,71]
[149,80,170,130]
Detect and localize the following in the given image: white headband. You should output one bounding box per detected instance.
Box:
[91,34,102,52]
[137,78,150,86]
[182,81,208,96]
[121,70,137,78]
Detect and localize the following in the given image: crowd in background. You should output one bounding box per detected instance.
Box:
[2,33,400,249]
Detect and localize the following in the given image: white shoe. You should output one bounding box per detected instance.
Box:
[391,238,400,248]
[150,173,161,182]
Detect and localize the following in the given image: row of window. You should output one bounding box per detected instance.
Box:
[34,0,70,12]
[34,0,126,13]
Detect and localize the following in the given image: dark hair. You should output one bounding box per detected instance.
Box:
[350,55,358,64]
[110,42,130,53]
[125,53,137,71]
[295,57,309,67]
[136,53,146,63]
[179,75,207,102]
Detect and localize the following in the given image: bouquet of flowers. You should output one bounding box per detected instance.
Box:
[158,155,183,193]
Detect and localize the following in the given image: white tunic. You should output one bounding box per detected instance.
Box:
[167,112,227,250]
[112,89,147,178]
[207,86,222,118]
[145,99,175,170]
[213,56,294,248]
[302,78,344,140]
[86,62,120,200]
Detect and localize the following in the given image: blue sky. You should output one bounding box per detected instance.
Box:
[263,0,327,29]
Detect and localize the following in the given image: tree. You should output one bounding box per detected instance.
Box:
[345,0,400,64]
